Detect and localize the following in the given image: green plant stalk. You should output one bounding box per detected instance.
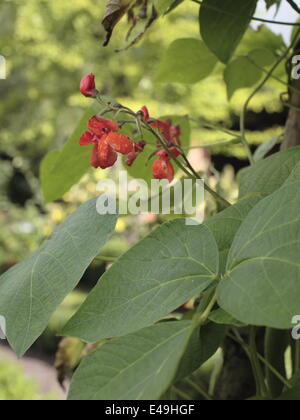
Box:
[229,332,292,390]
[172,386,192,400]
[249,327,269,398]
[193,293,217,328]
[265,329,289,398]
[192,0,300,26]
[143,121,231,210]
[185,378,213,401]
[240,26,300,166]
[286,0,300,13]
[188,117,241,138]
[94,256,117,263]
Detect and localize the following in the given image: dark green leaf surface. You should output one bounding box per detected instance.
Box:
[63,219,219,342]
[68,321,192,400]
[218,180,300,329]
[0,200,117,356]
[200,0,258,63]
[239,147,300,198]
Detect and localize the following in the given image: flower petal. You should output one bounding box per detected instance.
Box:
[90,143,101,168]
[88,116,119,137]
[80,130,97,146]
[152,157,175,183]
[98,141,118,169]
[105,132,134,155]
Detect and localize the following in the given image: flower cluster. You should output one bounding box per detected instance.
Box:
[79,75,182,182]
[80,116,135,169]
[140,106,182,183]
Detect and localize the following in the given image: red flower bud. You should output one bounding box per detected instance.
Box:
[80,73,97,98]
[140,106,150,121]
[152,156,175,183]
[126,151,138,167]
[134,141,146,153]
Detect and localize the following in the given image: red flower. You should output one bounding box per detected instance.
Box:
[152,156,175,183]
[126,141,146,167]
[80,116,134,169]
[80,73,97,98]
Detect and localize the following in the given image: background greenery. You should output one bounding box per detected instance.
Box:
[0,0,290,399]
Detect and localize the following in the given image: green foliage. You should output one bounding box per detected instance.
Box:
[68,321,192,400]
[2,0,300,402]
[155,38,217,84]
[40,103,99,202]
[199,0,258,63]
[218,179,300,329]
[63,219,219,342]
[0,360,55,400]
[0,200,117,356]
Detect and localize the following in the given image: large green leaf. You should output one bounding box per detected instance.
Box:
[239,147,300,198]
[0,200,117,356]
[63,219,219,342]
[68,321,192,400]
[155,38,218,84]
[175,322,227,382]
[224,49,275,100]
[218,180,300,329]
[200,0,258,63]
[205,196,261,273]
[40,103,99,203]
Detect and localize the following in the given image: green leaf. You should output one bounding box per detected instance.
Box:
[239,147,300,198]
[224,49,275,99]
[253,136,279,162]
[199,0,258,63]
[218,180,300,329]
[205,196,261,273]
[63,219,219,342]
[154,0,184,15]
[68,321,192,400]
[175,322,227,381]
[209,308,244,327]
[126,115,190,183]
[155,38,218,84]
[40,103,99,203]
[0,200,117,356]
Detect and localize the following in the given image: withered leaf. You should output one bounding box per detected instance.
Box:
[102,0,136,46]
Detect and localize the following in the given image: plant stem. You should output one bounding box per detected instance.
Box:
[192,0,300,26]
[240,26,300,165]
[94,256,117,263]
[144,123,231,209]
[193,293,217,328]
[229,331,292,391]
[189,117,241,138]
[172,386,192,400]
[182,138,241,149]
[249,327,269,398]
[185,378,213,401]
[286,0,300,13]
[257,353,292,390]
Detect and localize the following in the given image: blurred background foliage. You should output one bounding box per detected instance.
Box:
[0,0,290,399]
